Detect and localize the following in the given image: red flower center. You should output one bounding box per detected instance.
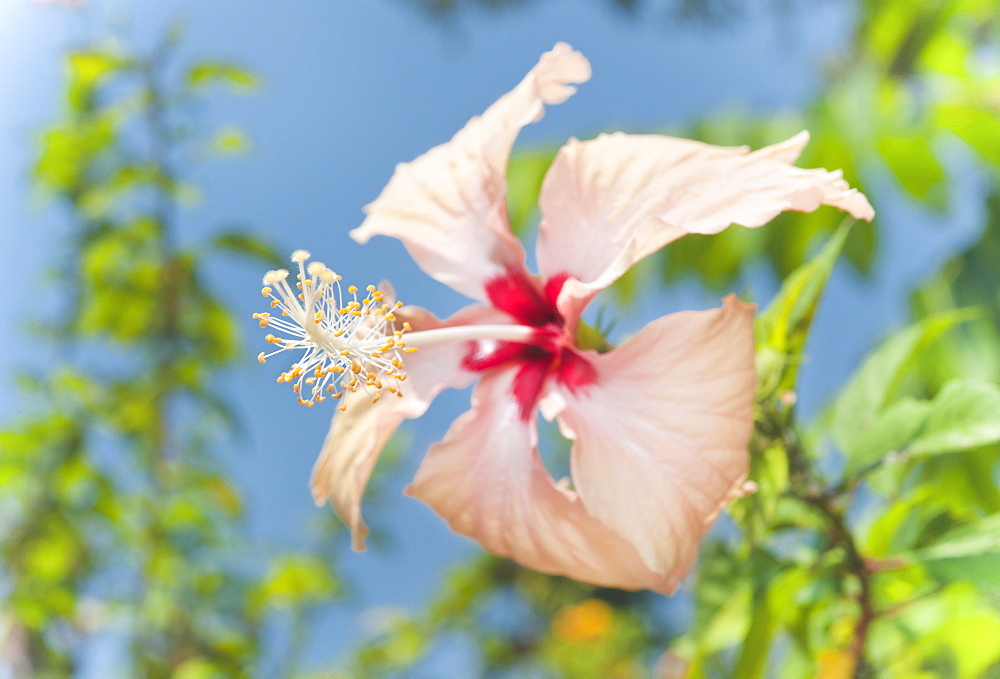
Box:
[463,268,596,420]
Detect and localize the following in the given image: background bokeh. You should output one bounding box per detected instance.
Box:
[1,0,998,677]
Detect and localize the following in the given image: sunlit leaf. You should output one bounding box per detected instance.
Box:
[906,513,1000,590]
[935,105,1000,166]
[755,223,851,398]
[842,397,930,475]
[826,311,973,464]
[908,380,1000,455]
[210,126,250,155]
[187,62,261,91]
[506,147,557,235]
[876,135,946,203]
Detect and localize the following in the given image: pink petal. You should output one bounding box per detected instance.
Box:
[351,43,591,302]
[310,303,507,550]
[536,131,874,325]
[406,369,674,593]
[549,295,757,583]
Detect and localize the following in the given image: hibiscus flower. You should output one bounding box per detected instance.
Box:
[260,43,873,594]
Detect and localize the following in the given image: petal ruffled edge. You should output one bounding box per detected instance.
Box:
[351,43,591,303]
[548,296,757,583]
[406,369,675,593]
[535,131,874,327]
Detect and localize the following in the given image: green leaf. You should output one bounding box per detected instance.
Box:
[843,398,931,475]
[506,147,557,235]
[935,105,1000,166]
[209,126,250,155]
[211,231,285,268]
[827,311,973,464]
[909,380,1000,456]
[254,555,340,610]
[187,62,260,91]
[755,223,851,397]
[876,135,946,202]
[905,514,1000,590]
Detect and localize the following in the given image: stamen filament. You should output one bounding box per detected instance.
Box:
[403,324,536,348]
[257,251,542,410]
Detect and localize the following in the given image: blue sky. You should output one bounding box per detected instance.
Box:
[0,0,989,672]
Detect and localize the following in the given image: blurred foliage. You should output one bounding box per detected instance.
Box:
[342,0,1000,677]
[0,30,343,678]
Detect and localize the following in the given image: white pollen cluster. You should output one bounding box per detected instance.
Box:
[254,250,413,409]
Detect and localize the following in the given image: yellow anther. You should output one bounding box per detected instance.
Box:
[402,322,412,332]
[338,405,347,412]
[339,349,350,356]
[395,301,403,308]
[366,285,376,292]
[298,293,305,301]
[367,372,377,381]
[384,313,395,322]
[265,334,279,344]
[271,300,280,308]
[332,392,343,399]
[397,373,408,381]
[327,385,335,393]
[305,378,315,385]
[371,394,381,403]
[348,285,358,294]
[404,347,418,353]
[351,363,362,374]
[257,352,267,363]
[333,330,345,337]
[261,287,272,297]
[293,384,301,393]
